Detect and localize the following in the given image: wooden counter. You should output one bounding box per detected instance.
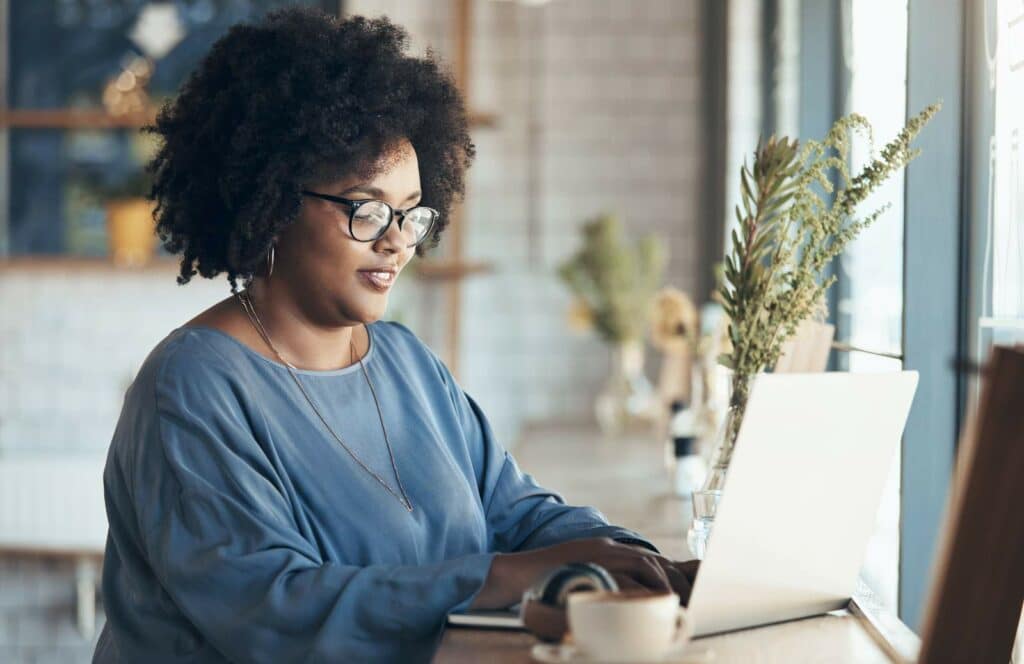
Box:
[435,423,918,663]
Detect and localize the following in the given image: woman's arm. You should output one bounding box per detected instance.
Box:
[393,325,684,610]
[139,471,496,661]
[428,348,697,607]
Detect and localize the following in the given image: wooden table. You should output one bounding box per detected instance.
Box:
[435,423,919,663]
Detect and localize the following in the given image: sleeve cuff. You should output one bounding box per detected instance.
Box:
[546,524,661,554]
[447,551,500,614]
[610,536,661,554]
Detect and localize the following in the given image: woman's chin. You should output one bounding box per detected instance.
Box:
[347,297,389,324]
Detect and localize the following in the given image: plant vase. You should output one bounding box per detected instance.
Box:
[687,371,752,558]
[594,339,655,437]
[106,197,156,267]
[702,370,753,491]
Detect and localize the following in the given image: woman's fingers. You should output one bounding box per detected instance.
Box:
[610,574,646,591]
[675,559,700,584]
[601,552,672,592]
[602,542,699,601]
[639,556,673,592]
[541,538,681,595]
[660,562,693,604]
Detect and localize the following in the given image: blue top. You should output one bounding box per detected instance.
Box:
[94,321,654,663]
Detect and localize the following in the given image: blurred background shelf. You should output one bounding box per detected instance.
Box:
[413,258,494,281]
[0,108,497,129]
[0,256,180,273]
[0,109,157,129]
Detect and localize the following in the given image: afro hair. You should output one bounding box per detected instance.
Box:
[144,7,476,291]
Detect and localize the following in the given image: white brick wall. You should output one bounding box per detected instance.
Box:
[0,270,225,454]
[348,0,705,437]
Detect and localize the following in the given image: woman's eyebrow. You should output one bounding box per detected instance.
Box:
[340,184,421,203]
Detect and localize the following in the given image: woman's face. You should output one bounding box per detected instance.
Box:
[275,138,422,326]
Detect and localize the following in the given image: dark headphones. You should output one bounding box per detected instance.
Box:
[519,562,619,643]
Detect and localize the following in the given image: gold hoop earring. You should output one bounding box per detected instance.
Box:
[266,244,275,279]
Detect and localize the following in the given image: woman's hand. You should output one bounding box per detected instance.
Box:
[616,543,700,604]
[661,558,700,606]
[470,537,697,610]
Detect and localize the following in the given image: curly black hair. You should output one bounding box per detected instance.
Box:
[144,7,475,291]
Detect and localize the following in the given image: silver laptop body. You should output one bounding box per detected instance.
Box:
[688,371,918,637]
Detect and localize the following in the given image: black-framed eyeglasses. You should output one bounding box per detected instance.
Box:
[301,190,438,248]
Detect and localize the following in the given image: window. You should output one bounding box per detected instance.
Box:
[1,1,334,258]
[841,0,909,614]
[972,0,1024,378]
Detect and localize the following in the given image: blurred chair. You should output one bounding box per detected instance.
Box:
[917,344,1024,663]
[774,319,835,374]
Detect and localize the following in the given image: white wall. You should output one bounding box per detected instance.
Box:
[350,0,705,445]
[0,269,224,454]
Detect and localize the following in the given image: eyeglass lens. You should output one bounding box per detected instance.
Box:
[350,200,433,245]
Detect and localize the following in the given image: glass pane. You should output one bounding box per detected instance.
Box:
[972,4,1024,653]
[842,0,909,614]
[974,0,1024,377]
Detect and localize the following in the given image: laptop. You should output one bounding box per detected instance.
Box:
[686,371,917,636]
[448,371,918,636]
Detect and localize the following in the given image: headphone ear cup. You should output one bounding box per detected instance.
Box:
[535,562,618,606]
[520,562,618,643]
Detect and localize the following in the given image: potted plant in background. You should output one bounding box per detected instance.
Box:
[80,129,160,267]
[559,213,666,436]
[686,103,940,557]
[98,168,157,267]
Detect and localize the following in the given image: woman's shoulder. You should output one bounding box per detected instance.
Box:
[370,319,452,382]
[370,318,422,351]
[127,327,245,411]
[110,328,255,487]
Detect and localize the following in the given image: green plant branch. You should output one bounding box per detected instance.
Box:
[719,103,940,380]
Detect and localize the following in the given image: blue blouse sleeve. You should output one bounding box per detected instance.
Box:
[133,349,496,663]
[429,351,659,554]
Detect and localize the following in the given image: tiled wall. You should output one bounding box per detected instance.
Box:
[0,270,226,454]
[0,557,105,664]
[348,0,704,433]
[0,1,705,660]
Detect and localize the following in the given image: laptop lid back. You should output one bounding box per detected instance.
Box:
[688,371,918,637]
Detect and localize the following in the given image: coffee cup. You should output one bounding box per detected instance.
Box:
[567,590,691,662]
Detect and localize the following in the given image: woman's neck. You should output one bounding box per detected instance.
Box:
[242,279,367,372]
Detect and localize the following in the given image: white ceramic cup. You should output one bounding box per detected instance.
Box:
[567,590,692,662]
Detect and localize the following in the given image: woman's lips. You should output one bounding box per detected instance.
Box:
[357,269,396,292]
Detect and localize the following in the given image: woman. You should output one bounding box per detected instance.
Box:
[95,8,696,663]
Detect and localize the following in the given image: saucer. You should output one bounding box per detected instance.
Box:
[530,641,714,663]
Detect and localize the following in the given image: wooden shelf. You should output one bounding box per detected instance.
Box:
[412,258,493,281]
[468,110,498,129]
[0,108,498,130]
[0,109,157,129]
[0,256,180,273]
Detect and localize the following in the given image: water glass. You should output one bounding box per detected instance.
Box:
[686,489,722,559]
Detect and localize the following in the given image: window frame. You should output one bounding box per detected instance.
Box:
[763,0,978,631]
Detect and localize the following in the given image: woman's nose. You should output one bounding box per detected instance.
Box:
[374,213,409,253]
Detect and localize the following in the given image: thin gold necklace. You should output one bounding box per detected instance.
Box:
[235,290,414,512]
